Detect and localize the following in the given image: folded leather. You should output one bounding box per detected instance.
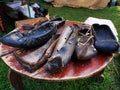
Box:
[45,25,78,73]
[14,34,59,72]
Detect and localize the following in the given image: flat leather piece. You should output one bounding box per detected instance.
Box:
[0,21,113,81]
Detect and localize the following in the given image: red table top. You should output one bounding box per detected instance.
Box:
[0,20,113,81]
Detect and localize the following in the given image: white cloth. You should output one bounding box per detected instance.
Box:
[19,4,35,18]
[6,1,21,10]
[44,0,53,2]
[84,17,118,41]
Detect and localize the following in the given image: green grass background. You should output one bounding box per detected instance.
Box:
[0,1,120,90]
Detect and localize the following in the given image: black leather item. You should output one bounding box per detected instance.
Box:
[93,24,117,41]
[95,40,119,53]
[0,17,65,49]
[93,24,119,53]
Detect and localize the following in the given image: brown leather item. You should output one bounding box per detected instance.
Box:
[15,17,48,27]
[52,0,110,9]
[75,24,97,60]
[76,35,97,60]
[13,36,58,72]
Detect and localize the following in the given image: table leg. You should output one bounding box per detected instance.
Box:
[8,68,24,90]
[92,69,105,80]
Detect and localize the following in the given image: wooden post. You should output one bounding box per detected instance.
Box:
[0,3,6,32]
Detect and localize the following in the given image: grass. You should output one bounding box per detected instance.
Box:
[1,1,120,90]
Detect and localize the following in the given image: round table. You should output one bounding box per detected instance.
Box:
[0,21,113,90]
